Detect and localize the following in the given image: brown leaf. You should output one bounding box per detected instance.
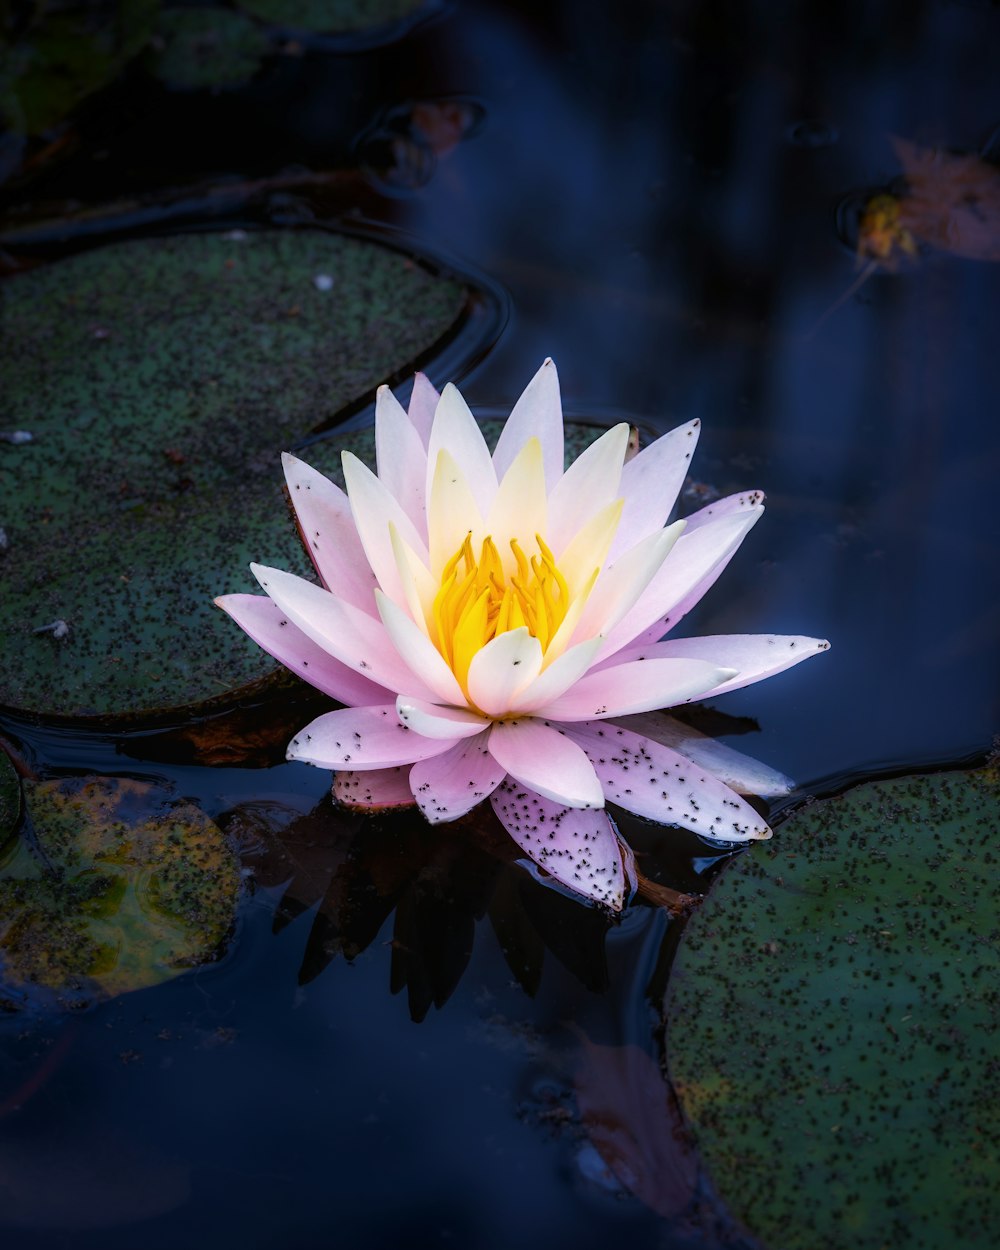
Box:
[892,136,1000,261]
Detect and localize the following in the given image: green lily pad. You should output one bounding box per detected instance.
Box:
[0,775,240,1008]
[0,750,19,847]
[236,0,424,35]
[666,765,1000,1250]
[149,9,270,91]
[0,228,468,720]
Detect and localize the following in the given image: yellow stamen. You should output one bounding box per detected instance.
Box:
[432,532,574,696]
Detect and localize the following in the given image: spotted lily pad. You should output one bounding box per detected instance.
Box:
[0,228,468,720]
[0,775,241,1009]
[0,750,19,848]
[666,766,1000,1250]
[149,9,270,91]
[236,0,424,35]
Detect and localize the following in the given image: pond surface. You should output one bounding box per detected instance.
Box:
[1,2,998,1247]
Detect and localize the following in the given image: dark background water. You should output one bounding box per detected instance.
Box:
[1,2,998,1247]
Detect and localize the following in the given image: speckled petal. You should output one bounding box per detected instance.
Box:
[409,731,505,822]
[287,705,457,769]
[598,634,831,697]
[215,592,390,705]
[565,720,772,842]
[508,637,603,714]
[249,563,439,701]
[466,627,544,717]
[609,419,700,559]
[333,766,415,810]
[487,719,604,808]
[395,696,489,739]
[375,385,428,536]
[533,658,732,721]
[491,357,565,490]
[281,453,378,613]
[490,780,628,909]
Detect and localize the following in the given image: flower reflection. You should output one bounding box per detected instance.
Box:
[218,360,828,909]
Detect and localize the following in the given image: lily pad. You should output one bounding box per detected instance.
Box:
[236,0,424,35]
[0,228,468,720]
[0,775,241,1009]
[149,9,270,92]
[666,766,1000,1250]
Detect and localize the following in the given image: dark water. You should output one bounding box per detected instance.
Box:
[2,2,998,1247]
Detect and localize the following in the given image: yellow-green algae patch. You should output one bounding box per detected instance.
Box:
[0,776,241,1009]
[667,765,1000,1250]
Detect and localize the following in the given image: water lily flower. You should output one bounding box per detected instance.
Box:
[217,360,829,910]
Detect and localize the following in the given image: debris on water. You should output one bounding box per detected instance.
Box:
[33,619,70,640]
[313,273,334,291]
[0,529,7,553]
[0,429,33,444]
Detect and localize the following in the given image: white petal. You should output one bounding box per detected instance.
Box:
[287,705,457,769]
[389,523,437,635]
[533,658,733,721]
[483,437,547,573]
[608,419,700,559]
[375,385,428,537]
[407,372,440,447]
[426,447,484,577]
[682,488,766,532]
[490,781,627,909]
[281,453,378,613]
[487,719,604,808]
[426,383,497,518]
[556,498,623,599]
[564,721,772,841]
[599,505,763,657]
[215,592,390,705]
[409,731,505,822]
[547,422,630,554]
[375,589,468,707]
[509,637,603,713]
[615,712,793,797]
[491,357,565,490]
[466,627,543,717]
[342,451,430,609]
[249,563,438,700]
[573,520,685,642]
[395,695,489,739]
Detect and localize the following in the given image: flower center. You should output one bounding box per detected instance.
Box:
[432,532,570,691]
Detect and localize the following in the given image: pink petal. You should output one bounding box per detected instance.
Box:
[407,372,440,447]
[564,721,772,841]
[281,454,378,613]
[333,766,415,810]
[249,563,439,702]
[615,712,793,797]
[599,504,764,658]
[682,488,765,532]
[342,452,430,610]
[466,628,543,717]
[375,385,428,537]
[490,781,628,909]
[546,422,630,555]
[491,357,565,491]
[509,638,603,714]
[409,731,505,822]
[215,592,391,705]
[608,419,700,560]
[599,634,831,697]
[487,719,604,808]
[573,521,685,642]
[395,696,489,739]
[287,705,458,769]
[532,658,732,721]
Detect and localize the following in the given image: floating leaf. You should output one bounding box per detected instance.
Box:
[667,765,1000,1250]
[0,775,241,1009]
[0,229,469,721]
[149,9,270,92]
